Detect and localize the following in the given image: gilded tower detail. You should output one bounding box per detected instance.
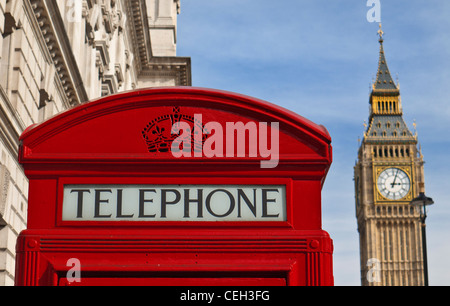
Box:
[355,26,426,286]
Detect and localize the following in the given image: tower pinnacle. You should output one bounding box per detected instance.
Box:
[378,23,384,43]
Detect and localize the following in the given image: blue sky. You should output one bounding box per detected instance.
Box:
[176,1,450,285]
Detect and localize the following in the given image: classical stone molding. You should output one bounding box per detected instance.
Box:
[0,164,11,223]
[125,0,152,71]
[95,39,110,76]
[139,56,191,86]
[124,0,191,86]
[115,63,124,86]
[29,0,89,105]
[101,75,118,96]
[0,87,22,157]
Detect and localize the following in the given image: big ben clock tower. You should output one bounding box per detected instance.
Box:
[355,25,427,286]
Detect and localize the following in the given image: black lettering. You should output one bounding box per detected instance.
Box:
[184,189,203,218]
[262,189,279,218]
[237,189,257,218]
[161,189,181,218]
[206,189,235,218]
[116,189,134,218]
[94,189,112,218]
[139,189,156,218]
[70,189,90,218]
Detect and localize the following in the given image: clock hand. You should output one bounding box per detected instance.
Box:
[391,169,400,187]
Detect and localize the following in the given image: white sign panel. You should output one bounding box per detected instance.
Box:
[62,185,286,221]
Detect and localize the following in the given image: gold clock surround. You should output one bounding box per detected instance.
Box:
[374,165,414,204]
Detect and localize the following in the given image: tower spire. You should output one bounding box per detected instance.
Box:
[373,25,398,91]
[367,25,411,131]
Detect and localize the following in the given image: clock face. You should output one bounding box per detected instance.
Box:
[377,167,411,200]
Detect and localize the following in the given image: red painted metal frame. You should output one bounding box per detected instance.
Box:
[16,228,333,286]
[15,87,333,286]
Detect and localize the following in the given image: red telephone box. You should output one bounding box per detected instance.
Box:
[15,87,333,286]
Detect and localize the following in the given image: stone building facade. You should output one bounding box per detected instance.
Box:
[0,0,191,285]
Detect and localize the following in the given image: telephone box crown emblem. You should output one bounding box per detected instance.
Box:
[142,107,208,153]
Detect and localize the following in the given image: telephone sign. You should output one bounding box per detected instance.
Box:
[62,185,286,221]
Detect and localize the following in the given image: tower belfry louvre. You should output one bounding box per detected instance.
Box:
[355,25,427,286]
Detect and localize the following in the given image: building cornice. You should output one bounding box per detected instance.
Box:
[124,0,152,72]
[139,56,192,86]
[29,0,89,105]
[124,0,191,86]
